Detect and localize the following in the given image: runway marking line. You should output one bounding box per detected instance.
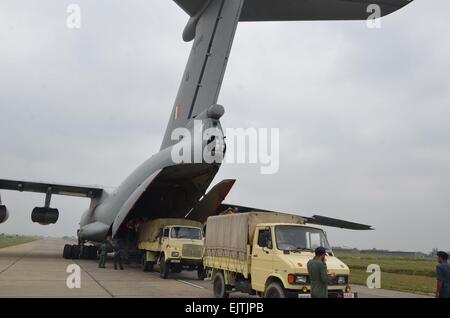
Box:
[177,279,205,289]
[74,260,115,298]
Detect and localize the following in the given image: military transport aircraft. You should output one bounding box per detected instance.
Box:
[0,0,413,259]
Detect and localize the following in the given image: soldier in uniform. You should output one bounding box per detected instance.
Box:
[112,239,124,270]
[307,246,336,298]
[98,237,110,269]
[436,251,450,298]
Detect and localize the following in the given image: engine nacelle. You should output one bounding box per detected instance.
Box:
[31,207,59,225]
[0,205,9,224]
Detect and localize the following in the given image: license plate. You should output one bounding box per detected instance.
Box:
[343,293,355,298]
[170,260,181,263]
[298,294,311,298]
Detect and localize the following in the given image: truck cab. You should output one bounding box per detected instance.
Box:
[139,219,205,280]
[251,223,353,298]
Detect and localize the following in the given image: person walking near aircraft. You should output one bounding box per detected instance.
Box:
[112,240,124,270]
[307,247,336,298]
[98,237,110,269]
[436,251,450,298]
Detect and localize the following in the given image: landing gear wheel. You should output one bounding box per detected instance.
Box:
[88,246,98,260]
[197,265,206,281]
[159,256,169,279]
[264,282,286,298]
[71,245,80,260]
[63,244,72,259]
[80,246,90,259]
[213,272,229,298]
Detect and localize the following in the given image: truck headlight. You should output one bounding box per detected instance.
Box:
[295,275,308,284]
[337,276,347,285]
[171,252,180,258]
[288,274,308,285]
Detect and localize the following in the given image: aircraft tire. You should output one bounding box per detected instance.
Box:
[88,246,98,260]
[80,246,90,259]
[63,244,72,259]
[71,244,80,260]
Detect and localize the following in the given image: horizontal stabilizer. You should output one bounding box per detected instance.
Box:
[217,203,373,230]
[174,0,414,21]
[304,215,373,230]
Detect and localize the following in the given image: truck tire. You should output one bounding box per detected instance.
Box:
[213,272,229,298]
[142,255,149,272]
[197,265,206,281]
[63,244,72,259]
[142,256,154,272]
[264,282,286,298]
[160,256,169,279]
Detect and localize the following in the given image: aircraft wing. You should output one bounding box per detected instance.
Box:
[174,0,414,21]
[217,203,373,230]
[0,178,103,199]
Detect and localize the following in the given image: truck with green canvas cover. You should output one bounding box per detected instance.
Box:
[203,212,356,298]
[138,218,205,279]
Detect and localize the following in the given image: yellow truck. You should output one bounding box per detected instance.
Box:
[138,218,205,280]
[204,212,356,298]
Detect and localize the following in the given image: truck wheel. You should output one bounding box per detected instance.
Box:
[160,256,169,279]
[264,282,286,298]
[63,244,72,259]
[142,255,150,272]
[213,272,229,298]
[197,266,206,281]
[142,258,154,272]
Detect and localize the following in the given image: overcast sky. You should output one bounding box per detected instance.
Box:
[0,0,448,253]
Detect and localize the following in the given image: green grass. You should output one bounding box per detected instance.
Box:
[336,252,437,296]
[0,235,37,249]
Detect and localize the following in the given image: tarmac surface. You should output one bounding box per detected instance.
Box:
[0,239,430,298]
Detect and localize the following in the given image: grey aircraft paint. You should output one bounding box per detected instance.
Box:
[0,0,413,244]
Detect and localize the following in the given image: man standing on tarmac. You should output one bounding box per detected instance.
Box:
[436,251,450,298]
[307,247,336,298]
[98,237,111,269]
[112,239,124,270]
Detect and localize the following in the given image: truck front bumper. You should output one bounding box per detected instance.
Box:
[168,259,202,267]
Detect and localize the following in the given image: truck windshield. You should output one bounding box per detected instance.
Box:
[275,226,331,252]
[170,227,202,240]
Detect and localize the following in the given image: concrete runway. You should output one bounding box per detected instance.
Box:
[0,239,430,298]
